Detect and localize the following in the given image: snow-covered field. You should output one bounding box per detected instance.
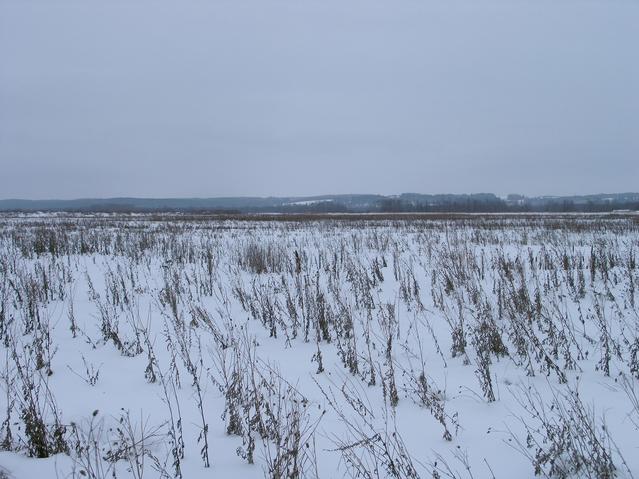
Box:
[1,213,638,479]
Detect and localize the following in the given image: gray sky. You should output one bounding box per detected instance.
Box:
[1,0,637,199]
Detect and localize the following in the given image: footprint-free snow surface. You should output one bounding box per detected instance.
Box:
[1,213,638,478]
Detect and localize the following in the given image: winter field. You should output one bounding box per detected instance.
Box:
[1,212,639,479]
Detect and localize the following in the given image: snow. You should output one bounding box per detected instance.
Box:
[286,200,334,206]
[0,213,638,478]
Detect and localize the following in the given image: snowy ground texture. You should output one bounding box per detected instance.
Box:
[1,212,639,479]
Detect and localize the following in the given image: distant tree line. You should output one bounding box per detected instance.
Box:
[2,196,638,214]
[376,198,639,214]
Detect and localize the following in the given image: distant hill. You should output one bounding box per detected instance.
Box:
[0,193,638,213]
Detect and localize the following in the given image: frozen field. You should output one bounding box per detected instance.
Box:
[0,213,638,478]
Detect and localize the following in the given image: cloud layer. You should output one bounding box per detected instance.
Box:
[1,0,637,198]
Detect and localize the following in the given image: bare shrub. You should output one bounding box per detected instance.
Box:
[508,384,626,479]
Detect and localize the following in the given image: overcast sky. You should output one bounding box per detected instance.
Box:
[1,0,637,199]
